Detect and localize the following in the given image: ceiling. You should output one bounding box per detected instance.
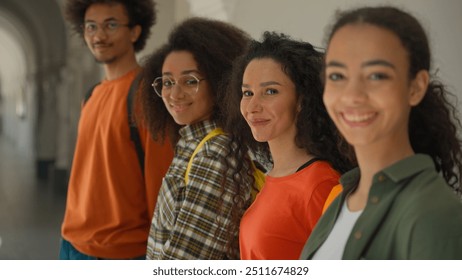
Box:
[0,0,67,70]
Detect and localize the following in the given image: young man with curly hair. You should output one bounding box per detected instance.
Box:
[59,0,173,260]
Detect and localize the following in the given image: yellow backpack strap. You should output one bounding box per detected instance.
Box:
[184,128,224,185]
[322,184,343,213]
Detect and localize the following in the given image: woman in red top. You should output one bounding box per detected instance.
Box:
[224,32,354,259]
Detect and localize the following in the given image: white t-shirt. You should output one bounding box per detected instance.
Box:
[312,202,363,259]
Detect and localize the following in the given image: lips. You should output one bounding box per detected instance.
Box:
[341,111,377,126]
[248,118,270,127]
[169,102,191,113]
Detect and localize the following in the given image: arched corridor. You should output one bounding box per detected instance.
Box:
[0,0,70,260]
[0,136,66,259]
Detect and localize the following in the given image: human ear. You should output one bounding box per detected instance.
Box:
[409,70,429,106]
[131,25,142,43]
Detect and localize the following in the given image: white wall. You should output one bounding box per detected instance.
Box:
[137,0,178,63]
[168,0,462,113]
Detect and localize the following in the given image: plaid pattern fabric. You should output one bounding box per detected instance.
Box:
[146,120,249,259]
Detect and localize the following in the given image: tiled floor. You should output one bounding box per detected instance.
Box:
[0,136,66,260]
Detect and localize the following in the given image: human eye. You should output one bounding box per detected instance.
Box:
[183,76,199,87]
[162,79,174,88]
[242,90,253,97]
[106,21,119,30]
[327,72,345,81]
[264,88,278,95]
[369,72,390,80]
[84,22,97,33]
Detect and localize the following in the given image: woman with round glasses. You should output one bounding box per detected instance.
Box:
[136,17,254,259]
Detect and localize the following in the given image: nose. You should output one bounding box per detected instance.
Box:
[92,25,108,40]
[244,95,262,114]
[340,77,368,105]
[169,83,185,100]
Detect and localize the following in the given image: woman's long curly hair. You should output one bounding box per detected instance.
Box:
[326,6,462,194]
[224,32,355,178]
[64,0,156,52]
[136,17,252,259]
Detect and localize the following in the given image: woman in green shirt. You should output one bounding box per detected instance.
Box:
[300,6,462,260]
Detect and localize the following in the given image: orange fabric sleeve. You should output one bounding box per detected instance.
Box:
[322,184,343,213]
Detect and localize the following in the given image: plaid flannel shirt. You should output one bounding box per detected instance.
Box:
[146,120,248,259]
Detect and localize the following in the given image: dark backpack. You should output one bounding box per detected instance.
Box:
[83,74,144,176]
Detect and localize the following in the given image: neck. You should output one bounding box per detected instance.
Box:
[103,52,139,81]
[268,138,314,177]
[348,137,414,211]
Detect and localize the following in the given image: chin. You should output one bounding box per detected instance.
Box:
[171,116,190,126]
[252,134,268,143]
[94,56,116,64]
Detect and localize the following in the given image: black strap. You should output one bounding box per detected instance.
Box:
[296,157,321,172]
[126,73,144,176]
[83,83,99,106]
[252,160,267,173]
[82,73,145,177]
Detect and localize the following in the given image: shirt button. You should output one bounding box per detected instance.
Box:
[370,196,380,204]
[354,231,362,240]
[378,174,386,182]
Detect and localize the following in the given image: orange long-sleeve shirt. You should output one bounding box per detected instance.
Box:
[61,69,173,259]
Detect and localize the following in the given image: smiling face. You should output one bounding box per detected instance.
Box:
[240,58,299,145]
[323,23,427,151]
[160,50,214,125]
[84,3,140,64]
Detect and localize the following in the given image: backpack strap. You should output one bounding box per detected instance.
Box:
[82,73,145,177]
[183,128,265,201]
[126,73,144,177]
[184,127,265,201]
[184,128,224,185]
[82,83,99,108]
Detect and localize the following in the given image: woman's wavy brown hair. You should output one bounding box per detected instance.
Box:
[326,6,462,194]
[224,32,355,178]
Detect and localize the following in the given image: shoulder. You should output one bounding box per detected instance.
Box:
[200,134,232,158]
[298,160,340,184]
[396,168,461,216]
[393,172,462,249]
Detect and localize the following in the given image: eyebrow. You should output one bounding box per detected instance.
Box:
[84,17,119,23]
[242,81,282,88]
[326,59,395,69]
[162,69,201,76]
[362,59,395,69]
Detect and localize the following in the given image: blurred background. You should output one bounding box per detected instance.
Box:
[0,0,461,259]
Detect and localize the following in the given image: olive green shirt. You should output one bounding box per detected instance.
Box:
[300,154,462,260]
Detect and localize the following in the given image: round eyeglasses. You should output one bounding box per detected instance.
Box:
[152,74,206,98]
[82,21,130,36]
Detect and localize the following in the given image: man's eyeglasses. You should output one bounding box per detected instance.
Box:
[82,21,130,36]
[152,74,206,98]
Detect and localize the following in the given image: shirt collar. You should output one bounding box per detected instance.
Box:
[179,120,218,142]
[381,154,435,183]
[340,154,435,190]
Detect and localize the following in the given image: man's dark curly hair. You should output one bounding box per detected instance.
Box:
[64,0,156,52]
[327,6,462,194]
[136,17,252,259]
[224,31,355,176]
